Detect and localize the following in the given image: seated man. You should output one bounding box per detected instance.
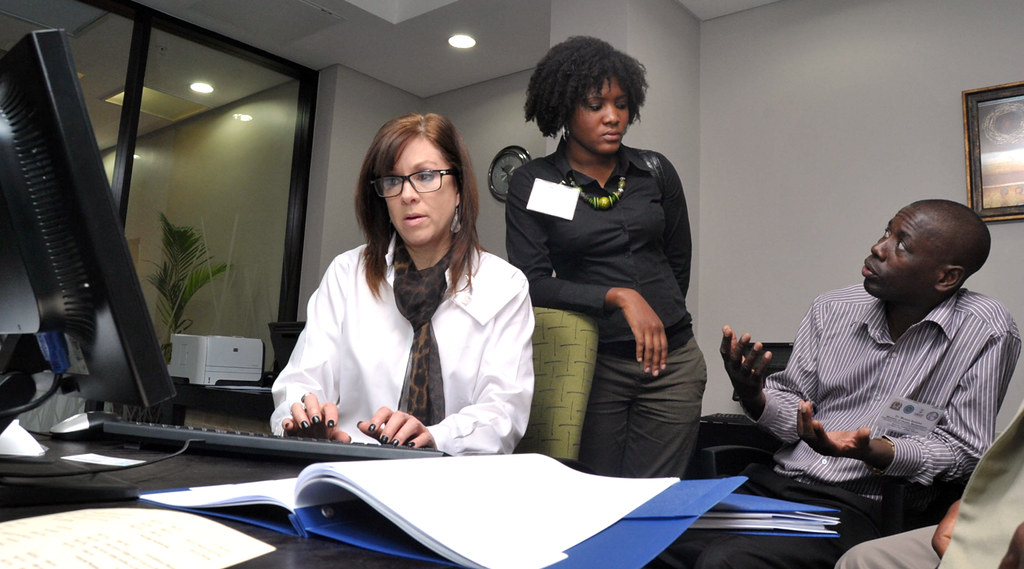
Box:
[835,392,1024,569]
[651,199,1020,569]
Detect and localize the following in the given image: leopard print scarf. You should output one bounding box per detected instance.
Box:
[393,240,450,426]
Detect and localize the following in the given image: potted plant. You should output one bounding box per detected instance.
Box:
[147,213,229,361]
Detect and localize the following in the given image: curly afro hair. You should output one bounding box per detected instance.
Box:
[524,36,648,138]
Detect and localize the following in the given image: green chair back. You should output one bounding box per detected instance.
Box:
[515,307,598,460]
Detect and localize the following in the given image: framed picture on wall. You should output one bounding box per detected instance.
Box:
[963,81,1024,222]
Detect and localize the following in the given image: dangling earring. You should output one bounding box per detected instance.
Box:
[450,204,462,234]
[562,126,570,142]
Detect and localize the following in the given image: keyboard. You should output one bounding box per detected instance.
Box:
[701,413,756,425]
[102,421,446,462]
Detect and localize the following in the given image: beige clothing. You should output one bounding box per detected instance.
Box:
[835,526,938,569]
[939,400,1024,568]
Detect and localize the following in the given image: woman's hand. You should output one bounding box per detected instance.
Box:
[280,393,350,442]
[606,287,667,376]
[358,406,436,449]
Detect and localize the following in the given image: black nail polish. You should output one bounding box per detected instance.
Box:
[300,421,309,429]
[379,434,389,444]
[311,415,321,425]
[367,423,376,433]
[327,420,335,428]
[405,441,415,447]
[391,439,400,446]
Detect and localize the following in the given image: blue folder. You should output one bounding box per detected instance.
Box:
[291,476,748,569]
[145,474,834,568]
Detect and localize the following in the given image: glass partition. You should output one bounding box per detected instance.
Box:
[1,0,315,429]
[120,28,299,366]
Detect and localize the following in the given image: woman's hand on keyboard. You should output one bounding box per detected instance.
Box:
[358,407,436,449]
[282,394,351,442]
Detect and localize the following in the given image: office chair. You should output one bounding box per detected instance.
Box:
[514,308,598,461]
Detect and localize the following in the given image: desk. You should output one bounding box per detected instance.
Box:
[161,380,275,425]
[0,435,443,569]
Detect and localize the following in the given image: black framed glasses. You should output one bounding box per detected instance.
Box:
[371,169,457,198]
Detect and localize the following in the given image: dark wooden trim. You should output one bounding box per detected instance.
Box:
[279,72,318,322]
[109,10,149,222]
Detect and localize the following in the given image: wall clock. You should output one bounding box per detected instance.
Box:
[487,145,530,202]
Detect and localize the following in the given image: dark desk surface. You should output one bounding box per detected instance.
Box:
[162,381,275,425]
[1,435,444,569]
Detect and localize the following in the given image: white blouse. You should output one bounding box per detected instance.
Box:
[270,242,535,455]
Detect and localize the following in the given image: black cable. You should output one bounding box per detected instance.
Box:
[0,373,64,420]
[4,438,199,479]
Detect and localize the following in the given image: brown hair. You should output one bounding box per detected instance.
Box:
[354,113,481,297]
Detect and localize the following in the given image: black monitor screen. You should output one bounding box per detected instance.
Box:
[0,30,175,428]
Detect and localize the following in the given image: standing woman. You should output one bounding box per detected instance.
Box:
[505,36,706,478]
[272,113,534,456]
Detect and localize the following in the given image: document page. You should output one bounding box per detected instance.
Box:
[296,453,678,569]
[145,477,299,511]
[0,508,275,569]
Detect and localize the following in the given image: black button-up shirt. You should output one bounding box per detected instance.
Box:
[505,141,694,350]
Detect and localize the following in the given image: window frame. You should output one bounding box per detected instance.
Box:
[87,0,317,322]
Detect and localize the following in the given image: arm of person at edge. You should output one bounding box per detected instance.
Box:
[931,499,959,558]
[928,500,1024,567]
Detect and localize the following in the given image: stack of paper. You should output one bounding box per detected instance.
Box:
[689,494,839,536]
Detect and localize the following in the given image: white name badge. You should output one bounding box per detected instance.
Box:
[871,396,944,438]
[526,178,578,221]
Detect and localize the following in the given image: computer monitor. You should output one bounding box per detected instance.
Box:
[0,29,175,496]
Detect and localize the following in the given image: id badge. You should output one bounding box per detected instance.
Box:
[526,178,578,220]
[871,396,944,438]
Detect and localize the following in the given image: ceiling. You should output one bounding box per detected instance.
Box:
[0,0,780,149]
[129,0,782,99]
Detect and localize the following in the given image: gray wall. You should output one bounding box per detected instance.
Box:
[428,70,547,258]
[304,0,1024,430]
[302,64,420,306]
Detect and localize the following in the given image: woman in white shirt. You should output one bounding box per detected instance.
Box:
[270,113,534,455]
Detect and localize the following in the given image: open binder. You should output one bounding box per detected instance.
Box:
[141,453,836,569]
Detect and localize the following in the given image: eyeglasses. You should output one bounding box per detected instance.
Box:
[371,169,457,198]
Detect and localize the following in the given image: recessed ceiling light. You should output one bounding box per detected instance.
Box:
[190,82,214,94]
[233,113,253,122]
[448,34,476,49]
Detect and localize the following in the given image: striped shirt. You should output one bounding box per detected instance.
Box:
[757,284,1020,500]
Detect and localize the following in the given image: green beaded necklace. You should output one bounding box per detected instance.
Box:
[567,174,627,210]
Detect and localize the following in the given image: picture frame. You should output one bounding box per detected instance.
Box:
[963,81,1024,222]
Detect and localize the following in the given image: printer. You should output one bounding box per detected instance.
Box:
[168,334,263,385]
